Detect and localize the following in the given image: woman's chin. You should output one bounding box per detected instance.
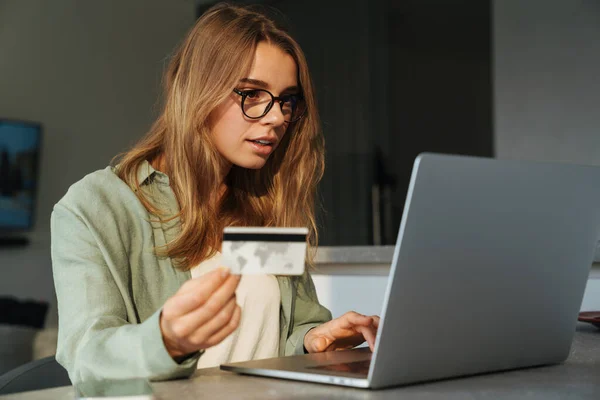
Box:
[234,157,269,170]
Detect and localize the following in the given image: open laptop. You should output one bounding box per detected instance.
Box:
[221,153,600,389]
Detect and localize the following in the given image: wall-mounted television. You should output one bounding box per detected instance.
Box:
[0,119,42,233]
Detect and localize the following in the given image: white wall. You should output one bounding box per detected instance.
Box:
[313,275,388,319]
[313,268,600,322]
[0,0,195,326]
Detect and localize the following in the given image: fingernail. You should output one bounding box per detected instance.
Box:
[219,267,230,278]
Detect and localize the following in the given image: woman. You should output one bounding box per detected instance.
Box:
[51,3,379,383]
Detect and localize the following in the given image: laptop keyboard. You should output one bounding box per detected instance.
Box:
[308,359,371,375]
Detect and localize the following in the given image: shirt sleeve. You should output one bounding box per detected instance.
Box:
[51,203,200,383]
[284,270,333,355]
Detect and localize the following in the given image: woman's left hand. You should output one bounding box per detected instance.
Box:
[303,311,380,353]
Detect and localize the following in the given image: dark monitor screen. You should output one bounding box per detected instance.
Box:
[0,120,42,231]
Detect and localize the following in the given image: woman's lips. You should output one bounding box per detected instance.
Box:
[246,140,275,156]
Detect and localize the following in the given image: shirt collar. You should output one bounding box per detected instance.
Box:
[137,160,170,187]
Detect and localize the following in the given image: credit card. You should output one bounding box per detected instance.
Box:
[221,227,308,275]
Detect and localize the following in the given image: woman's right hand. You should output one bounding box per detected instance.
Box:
[159,267,242,360]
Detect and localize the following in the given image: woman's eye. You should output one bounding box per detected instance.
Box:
[243,90,259,99]
[282,95,298,105]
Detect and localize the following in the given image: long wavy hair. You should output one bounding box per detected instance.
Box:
[114,3,324,270]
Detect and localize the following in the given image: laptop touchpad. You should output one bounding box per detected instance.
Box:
[308,359,371,376]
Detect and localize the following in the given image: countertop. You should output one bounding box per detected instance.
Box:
[314,245,600,278]
[314,245,395,264]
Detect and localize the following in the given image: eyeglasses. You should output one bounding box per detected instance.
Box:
[233,88,306,122]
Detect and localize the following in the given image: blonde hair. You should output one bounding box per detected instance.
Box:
[114,3,324,270]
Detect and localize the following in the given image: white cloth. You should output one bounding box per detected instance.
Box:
[191,251,281,369]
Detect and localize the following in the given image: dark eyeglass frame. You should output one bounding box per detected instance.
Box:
[233,88,306,123]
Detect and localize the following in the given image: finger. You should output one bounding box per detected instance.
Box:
[180,273,241,319]
[306,335,330,353]
[339,311,373,329]
[178,267,232,295]
[203,304,242,348]
[370,315,381,329]
[164,268,234,318]
[198,273,241,316]
[171,274,240,337]
[355,325,377,352]
[174,294,238,340]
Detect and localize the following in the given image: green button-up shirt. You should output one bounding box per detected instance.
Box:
[51,161,331,383]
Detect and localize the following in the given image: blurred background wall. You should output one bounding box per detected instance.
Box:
[494,0,600,164]
[0,0,196,327]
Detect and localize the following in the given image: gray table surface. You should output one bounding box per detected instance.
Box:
[4,323,599,400]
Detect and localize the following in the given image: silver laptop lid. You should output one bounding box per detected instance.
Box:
[368,153,600,388]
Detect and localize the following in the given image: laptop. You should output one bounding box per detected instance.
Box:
[220,153,600,389]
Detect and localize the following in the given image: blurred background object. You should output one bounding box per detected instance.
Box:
[0,120,42,247]
[0,296,48,375]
